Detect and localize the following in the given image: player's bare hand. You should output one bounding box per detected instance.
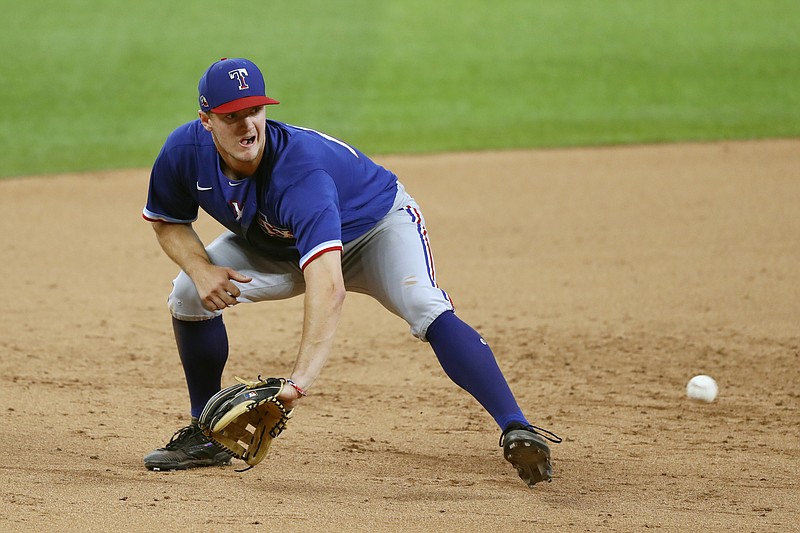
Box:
[193,265,252,311]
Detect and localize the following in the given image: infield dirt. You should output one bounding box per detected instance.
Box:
[1,140,798,532]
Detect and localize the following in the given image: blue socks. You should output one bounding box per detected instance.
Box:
[172,316,229,419]
[172,310,528,431]
[426,311,529,431]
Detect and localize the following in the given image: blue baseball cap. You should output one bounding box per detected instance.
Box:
[198,58,280,114]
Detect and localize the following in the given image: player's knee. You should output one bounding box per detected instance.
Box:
[168,272,218,321]
[400,287,453,340]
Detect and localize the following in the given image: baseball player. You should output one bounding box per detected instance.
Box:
[141,58,560,487]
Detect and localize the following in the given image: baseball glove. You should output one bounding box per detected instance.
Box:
[198,376,293,469]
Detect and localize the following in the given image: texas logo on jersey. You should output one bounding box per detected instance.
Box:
[257,213,294,240]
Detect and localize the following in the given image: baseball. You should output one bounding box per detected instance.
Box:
[686,375,718,402]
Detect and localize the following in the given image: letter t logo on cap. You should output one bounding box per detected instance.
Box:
[228,69,250,90]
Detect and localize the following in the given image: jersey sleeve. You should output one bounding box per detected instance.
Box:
[142,143,200,223]
[279,170,344,269]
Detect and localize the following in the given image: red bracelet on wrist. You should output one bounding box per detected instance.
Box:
[286,379,307,397]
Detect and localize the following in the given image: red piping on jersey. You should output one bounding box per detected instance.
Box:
[142,213,187,224]
[301,245,343,270]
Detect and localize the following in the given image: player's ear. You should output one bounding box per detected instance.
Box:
[199,110,213,131]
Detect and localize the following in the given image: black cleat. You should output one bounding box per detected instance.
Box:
[144,422,233,471]
[500,423,562,488]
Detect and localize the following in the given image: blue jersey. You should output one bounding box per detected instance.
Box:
[143,120,398,268]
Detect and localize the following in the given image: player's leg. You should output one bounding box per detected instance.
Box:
[426,311,561,486]
[145,232,304,470]
[342,184,561,487]
[425,311,528,430]
[167,231,305,417]
[343,185,527,428]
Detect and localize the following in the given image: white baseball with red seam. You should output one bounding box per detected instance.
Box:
[686,375,718,402]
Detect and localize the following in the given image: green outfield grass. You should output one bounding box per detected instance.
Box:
[1,0,798,177]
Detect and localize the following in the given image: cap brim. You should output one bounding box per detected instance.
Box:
[210,95,280,113]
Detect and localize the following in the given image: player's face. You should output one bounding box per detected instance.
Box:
[201,105,267,178]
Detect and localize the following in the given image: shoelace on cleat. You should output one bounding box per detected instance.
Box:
[164,424,204,450]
